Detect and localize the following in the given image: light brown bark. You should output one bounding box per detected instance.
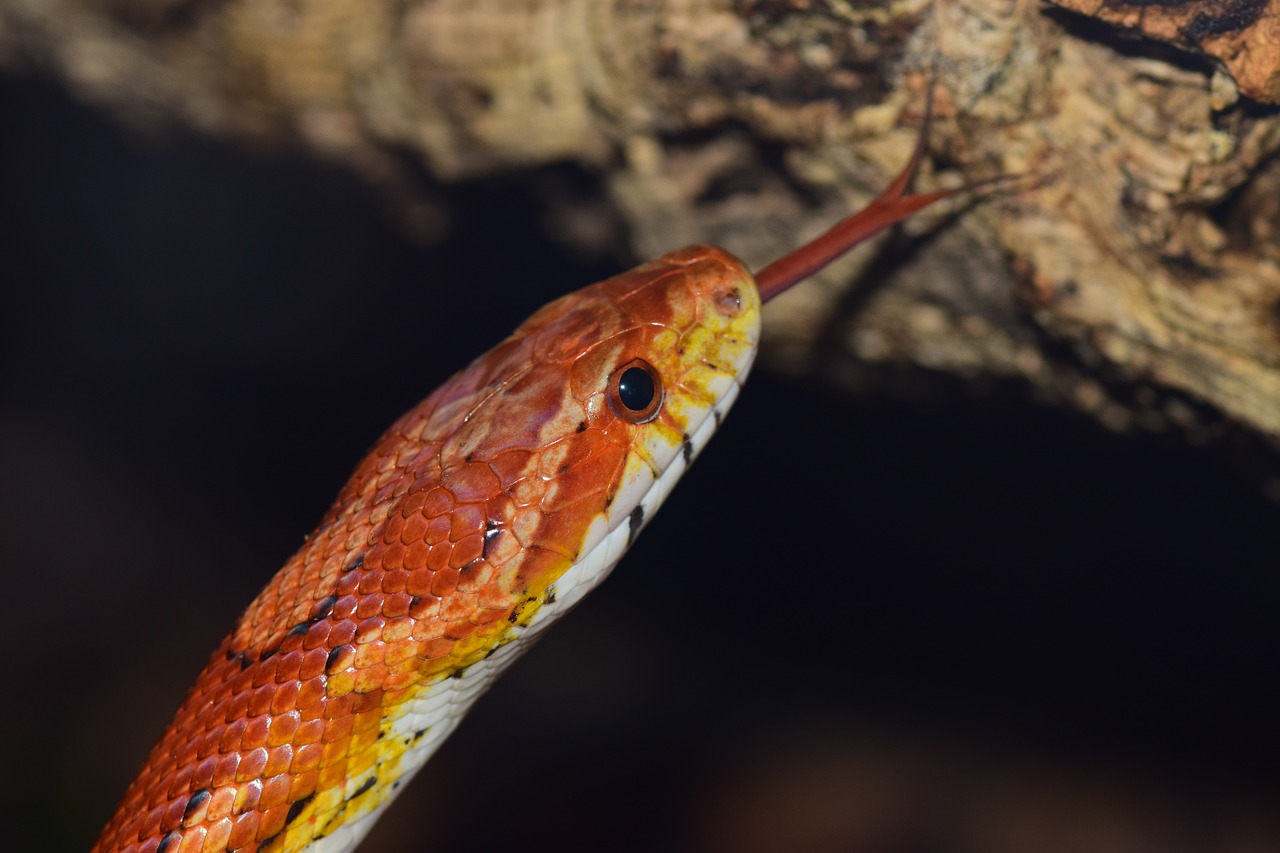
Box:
[2,0,1278,438]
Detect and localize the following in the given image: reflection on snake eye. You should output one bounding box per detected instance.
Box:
[608,359,663,424]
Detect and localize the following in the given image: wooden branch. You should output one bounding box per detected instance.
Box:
[3,0,1279,438]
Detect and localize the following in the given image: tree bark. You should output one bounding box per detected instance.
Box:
[2,0,1278,438]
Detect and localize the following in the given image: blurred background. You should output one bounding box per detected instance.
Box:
[3,70,1279,852]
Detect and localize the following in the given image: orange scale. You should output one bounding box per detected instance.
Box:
[318,742,349,773]
[457,558,493,591]
[288,769,319,803]
[483,530,522,567]
[166,763,195,799]
[257,806,288,844]
[382,591,412,618]
[450,535,485,568]
[290,742,323,774]
[409,617,445,642]
[398,490,427,517]
[533,507,596,557]
[449,504,485,541]
[173,825,204,853]
[352,641,386,669]
[510,506,542,546]
[422,487,453,518]
[399,512,429,546]
[191,758,217,791]
[301,621,331,652]
[326,669,355,696]
[202,817,232,853]
[319,554,343,581]
[299,648,329,680]
[296,676,326,712]
[137,803,165,839]
[425,515,451,544]
[429,566,460,597]
[353,593,386,620]
[426,540,453,572]
[249,657,279,690]
[294,719,325,747]
[332,594,358,620]
[267,711,301,748]
[223,691,252,725]
[487,449,533,489]
[225,811,259,852]
[273,649,304,682]
[355,570,386,597]
[161,795,187,831]
[381,615,414,643]
[258,772,292,813]
[404,568,436,598]
[210,754,239,788]
[353,664,390,694]
[232,778,262,816]
[218,719,247,754]
[383,646,418,674]
[263,745,293,779]
[404,539,431,569]
[203,778,236,819]
[420,637,454,660]
[249,685,277,717]
[352,691,383,715]
[354,616,386,644]
[328,619,357,646]
[381,542,406,570]
[321,701,355,734]
[242,715,271,751]
[270,681,301,716]
[442,620,480,642]
[235,748,269,783]
[381,513,405,545]
[380,683,415,710]
[465,607,499,626]
[443,462,501,503]
[477,584,515,611]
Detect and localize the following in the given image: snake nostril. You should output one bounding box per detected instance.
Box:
[713,286,742,316]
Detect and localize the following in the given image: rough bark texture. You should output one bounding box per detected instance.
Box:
[2,0,1278,441]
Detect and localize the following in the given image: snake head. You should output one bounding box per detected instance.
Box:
[415,245,762,620]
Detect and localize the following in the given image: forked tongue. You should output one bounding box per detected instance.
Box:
[754,88,1006,303]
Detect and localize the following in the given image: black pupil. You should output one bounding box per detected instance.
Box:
[617,366,655,412]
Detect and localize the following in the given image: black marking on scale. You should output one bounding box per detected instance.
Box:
[182,788,211,824]
[351,776,378,798]
[628,504,646,544]
[157,831,181,853]
[286,792,316,827]
[681,433,694,466]
[312,594,339,621]
[325,645,349,674]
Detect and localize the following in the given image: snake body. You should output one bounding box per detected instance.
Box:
[93,92,977,853]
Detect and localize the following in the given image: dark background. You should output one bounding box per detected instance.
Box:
[3,72,1278,852]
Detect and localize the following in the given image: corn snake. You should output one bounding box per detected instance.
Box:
[91,90,981,853]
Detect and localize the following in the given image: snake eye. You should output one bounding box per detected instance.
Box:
[607,359,663,424]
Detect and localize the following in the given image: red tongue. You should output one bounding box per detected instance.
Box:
[754,87,1005,304]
